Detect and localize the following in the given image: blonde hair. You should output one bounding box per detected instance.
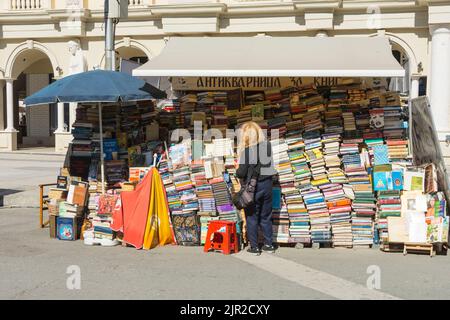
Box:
[237,121,266,156]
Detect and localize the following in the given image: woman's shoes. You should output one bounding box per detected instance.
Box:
[246,245,276,255]
[261,244,276,253]
[247,247,261,255]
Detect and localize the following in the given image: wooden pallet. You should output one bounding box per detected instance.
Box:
[311,242,333,249]
[380,241,404,253]
[403,242,435,257]
[333,245,354,249]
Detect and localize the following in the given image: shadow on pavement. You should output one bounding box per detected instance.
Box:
[0,189,22,207]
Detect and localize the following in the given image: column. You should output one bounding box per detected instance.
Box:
[56,103,65,133]
[0,79,18,151]
[410,74,420,99]
[429,24,450,136]
[5,79,17,132]
[54,102,72,153]
[69,102,77,131]
[0,80,5,130]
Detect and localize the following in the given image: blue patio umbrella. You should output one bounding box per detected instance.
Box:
[24,69,166,106]
[24,70,167,194]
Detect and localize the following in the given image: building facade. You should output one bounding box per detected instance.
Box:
[0,1,449,161]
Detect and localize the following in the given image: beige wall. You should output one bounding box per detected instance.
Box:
[0,1,441,80]
[0,0,449,153]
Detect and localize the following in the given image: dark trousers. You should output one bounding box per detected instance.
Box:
[244,178,273,248]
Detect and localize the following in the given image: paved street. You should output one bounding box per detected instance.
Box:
[1,152,450,300]
[1,207,449,300]
[0,151,64,207]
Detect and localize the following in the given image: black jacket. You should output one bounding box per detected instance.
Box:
[236,141,278,182]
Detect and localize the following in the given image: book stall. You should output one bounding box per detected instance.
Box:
[43,76,449,255]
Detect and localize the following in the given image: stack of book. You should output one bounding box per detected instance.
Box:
[287,131,311,188]
[210,176,237,220]
[158,158,172,186]
[348,88,366,103]
[158,99,182,130]
[342,111,357,132]
[94,194,118,240]
[267,118,287,139]
[303,187,331,244]
[271,139,295,195]
[351,215,374,247]
[272,205,290,243]
[196,184,216,216]
[71,122,94,157]
[87,192,99,219]
[172,166,193,192]
[211,104,228,135]
[364,138,385,166]
[191,160,208,186]
[376,190,401,218]
[167,189,182,215]
[375,190,401,243]
[179,188,199,214]
[104,160,127,188]
[304,130,327,185]
[326,193,352,248]
[288,201,310,244]
[386,139,409,162]
[265,88,283,102]
[158,158,182,216]
[322,133,346,183]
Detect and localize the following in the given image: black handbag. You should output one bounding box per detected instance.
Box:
[232,161,259,210]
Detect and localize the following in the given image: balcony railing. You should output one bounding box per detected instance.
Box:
[9,0,49,10]
[129,0,144,6]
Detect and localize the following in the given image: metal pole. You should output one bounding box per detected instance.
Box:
[105,0,114,71]
[99,103,106,195]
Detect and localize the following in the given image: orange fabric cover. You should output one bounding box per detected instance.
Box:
[111,169,154,249]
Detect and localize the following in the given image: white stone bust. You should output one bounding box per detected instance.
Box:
[68,40,87,75]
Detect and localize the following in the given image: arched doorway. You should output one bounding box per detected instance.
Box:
[389,42,411,94]
[4,46,59,149]
[98,42,150,71]
[116,46,149,67]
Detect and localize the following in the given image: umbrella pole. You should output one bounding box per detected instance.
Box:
[98,102,105,195]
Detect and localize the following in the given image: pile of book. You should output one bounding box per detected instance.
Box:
[351,215,374,247]
[303,187,331,244]
[93,194,118,240]
[272,205,290,243]
[104,160,127,188]
[377,190,402,219]
[386,139,409,163]
[196,184,216,216]
[322,133,346,183]
[210,176,237,221]
[288,198,310,244]
[304,130,327,184]
[271,138,295,194]
[327,195,353,247]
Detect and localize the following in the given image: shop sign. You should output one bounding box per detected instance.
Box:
[171,77,345,91]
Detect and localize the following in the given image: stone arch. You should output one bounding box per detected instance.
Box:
[4,41,61,79]
[369,32,419,93]
[98,38,153,68]
[369,32,418,74]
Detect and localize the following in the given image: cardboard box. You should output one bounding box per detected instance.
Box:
[57,217,83,241]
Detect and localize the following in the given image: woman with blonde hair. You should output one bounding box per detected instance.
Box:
[236,121,277,255]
